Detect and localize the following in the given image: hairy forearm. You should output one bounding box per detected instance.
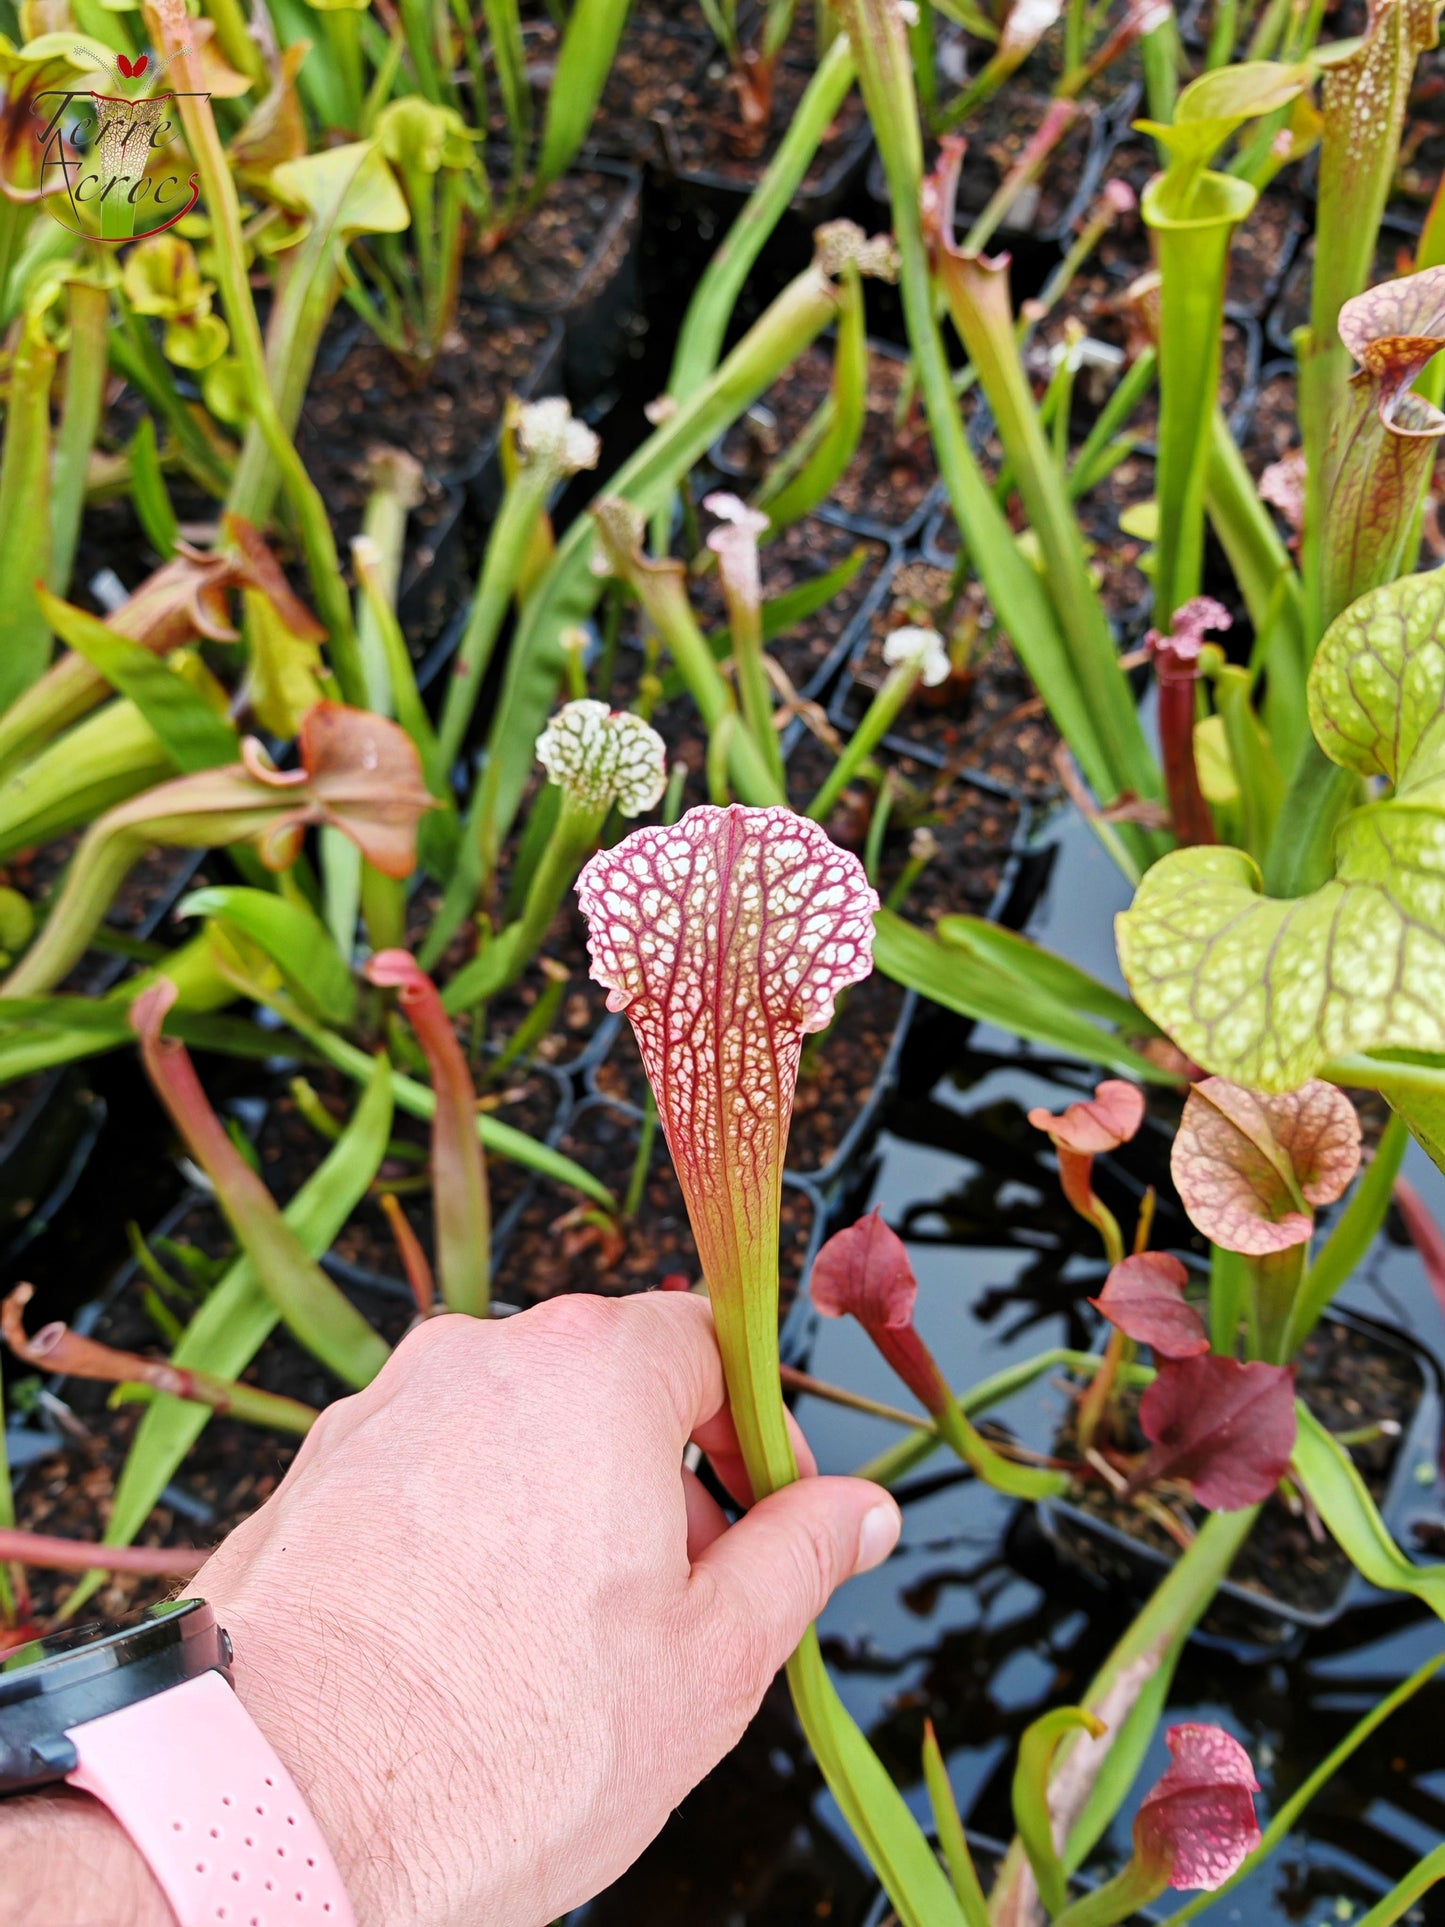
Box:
[0,1785,172,1927]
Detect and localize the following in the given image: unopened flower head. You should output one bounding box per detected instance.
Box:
[516,396,600,478]
[705,492,769,614]
[535,698,667,817]
[883,625,950,688]
[814,220,901,284]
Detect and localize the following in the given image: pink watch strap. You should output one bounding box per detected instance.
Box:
[64,1668,356,1927]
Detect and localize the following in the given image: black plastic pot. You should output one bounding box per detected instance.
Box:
[475,158,644,403]
[647,43,875,230]
[0,1070,105,1258]
[1033,1307,1445,1660]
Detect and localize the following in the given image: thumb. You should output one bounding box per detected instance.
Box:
[688,1477,901,1693]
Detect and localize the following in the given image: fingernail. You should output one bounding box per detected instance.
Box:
[855,1501,901,1574]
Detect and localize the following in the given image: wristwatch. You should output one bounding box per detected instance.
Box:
[0,1598,356,1925]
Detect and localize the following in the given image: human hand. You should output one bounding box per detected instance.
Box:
[193,1290,901,1926]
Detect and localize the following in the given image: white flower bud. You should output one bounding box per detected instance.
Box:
[516,397,601,478]
[883,625,950,688]
[535,699,668,817]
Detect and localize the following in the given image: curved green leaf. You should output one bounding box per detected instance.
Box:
[1292,1403,1445,1618]
[179,885,356,1025]
[875,908,1173,1081]
[536,0,632,189]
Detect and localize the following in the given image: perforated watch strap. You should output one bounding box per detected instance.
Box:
[64,1668,357,1927]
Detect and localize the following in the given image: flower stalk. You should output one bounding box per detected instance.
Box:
[705,493,786,791]
[437,399,601,772]
[809,627,949,822]
[590,499,785,807]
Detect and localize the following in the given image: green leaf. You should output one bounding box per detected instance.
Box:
[60,1051,395,1620]
[787,1633,970,1927]
[1354,1845,1445,1927]
[36,588,238,772]
[759,268,868,533]
[1307,567,1445,796]
[934,915,1153,1033]
[874,908,1173,1081]
[1120,570,1445,1094]
[179,885,357,1025]
[922,1721,990,1927]
[1137,60,1311,175]
[536,0,632,189]
[1291,1404,1445,1618]
[0,301,56,713]
[127,417,178,560]
[0,697,174,863]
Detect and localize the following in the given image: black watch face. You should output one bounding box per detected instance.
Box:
[0,1599,227,1795]
[0,1601,197,1680]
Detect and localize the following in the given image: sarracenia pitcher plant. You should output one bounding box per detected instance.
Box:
[577,804,968,1924]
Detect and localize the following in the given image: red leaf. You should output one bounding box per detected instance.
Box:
[812,1209,917,1330]
[1091,1252,1208,1360]
[1028,1079,1145,1155]
[1172,1078,1361,1256]
[117,52,135,76]
[809,1209,952,1413]
[1134,1724,1261,1891]
[1134,1354,1296,1510]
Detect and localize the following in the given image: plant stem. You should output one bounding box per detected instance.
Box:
[0,1527,207,1577]
[809,661,919,821]
[51,278,111,593]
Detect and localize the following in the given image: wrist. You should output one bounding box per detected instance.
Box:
[195,1577,430,1927]
[0,1784,173,1927]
